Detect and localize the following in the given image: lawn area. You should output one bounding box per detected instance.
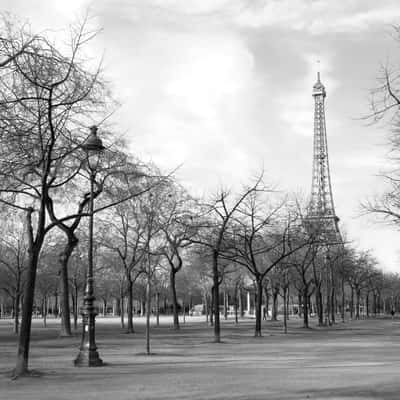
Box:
[0,316,399,400]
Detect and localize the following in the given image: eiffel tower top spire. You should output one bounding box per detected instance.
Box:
[306,73,341,244]
[313,71,326,97]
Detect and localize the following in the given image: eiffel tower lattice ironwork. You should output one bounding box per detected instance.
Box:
[306,72,342,245]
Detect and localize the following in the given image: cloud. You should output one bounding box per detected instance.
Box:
[92,5,260,188]
[163,34,255,119]
[141,0,236,16]
[341,153,386,169]
[3,0,90,30]
[94,0,400,35]
[234,0,400,35]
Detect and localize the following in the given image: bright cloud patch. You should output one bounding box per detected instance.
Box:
[163,35,254,119]
[234,0,400,34]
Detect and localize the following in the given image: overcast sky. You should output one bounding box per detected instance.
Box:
[4,0,400,272]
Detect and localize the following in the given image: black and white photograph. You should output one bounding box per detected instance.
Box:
[1,1,400,399]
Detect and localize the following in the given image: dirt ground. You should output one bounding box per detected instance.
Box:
[0,315,399,400]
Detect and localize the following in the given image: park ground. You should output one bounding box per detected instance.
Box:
[0,315,400,400]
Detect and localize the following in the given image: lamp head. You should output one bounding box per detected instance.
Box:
[82,126,105,171]
[82,126,105,153]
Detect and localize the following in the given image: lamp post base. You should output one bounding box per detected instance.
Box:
[74,350,103,367]
[74,307,103,367]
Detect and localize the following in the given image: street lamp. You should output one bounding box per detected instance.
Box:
[74,125,105,367]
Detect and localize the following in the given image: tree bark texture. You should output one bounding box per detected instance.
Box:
[254,278,263,337]
[271,288,279,321]
[126,278,134,333]
[170,269,180,330]
[58,236,78,337]
[14,244,41,376]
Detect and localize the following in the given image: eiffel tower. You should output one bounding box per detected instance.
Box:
[305,72,342,245]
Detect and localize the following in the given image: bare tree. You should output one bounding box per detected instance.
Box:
[98,196,148,333]
[0,16,113,376]
[0,15,36,68]
[362,27,400,230]
[287,239,318,329]
[0,15,165,374]
[346,250,379,320]
[193,177,264,342]
[157,183,198,330]
[229,193,313,337]
[0,211,28,333]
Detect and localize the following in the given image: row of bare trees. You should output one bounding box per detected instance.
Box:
[1,14,400,379]
[0,14,165,376]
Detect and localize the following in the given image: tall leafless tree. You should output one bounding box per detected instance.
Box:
[157,184,198,330]
[193,177,264,342]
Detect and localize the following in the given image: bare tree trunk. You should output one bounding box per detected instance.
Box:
[145,250,152,355]
[120,296,125,329]
[330,285,336,324]
[170,269,179,330]
[356,288,360,320]
[210,289,214,326]
[223,289,228,320]
[298,292,303,318]
[312,261,323,326]
[254,278,263,337]
[316,287,323,325]
[126,278,134,333]
[146,275,151,355]
[53,290,59,318]
[238,287,243,317]
[14,213,43,375]
[59,236,78,337]
[156,292,160,327]
[271,288,279,321]
[264,286,270,319]
[283,286,288,334]
[234,285,238,324]
[325,269,331,326]
[303,286,309,328]
[350,286,354,319]
[203,292,209,324]
[42,296,47,328]
[212,251,220,343]
[14,290,20,334]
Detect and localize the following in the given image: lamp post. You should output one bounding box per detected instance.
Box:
[74,126,105,367]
